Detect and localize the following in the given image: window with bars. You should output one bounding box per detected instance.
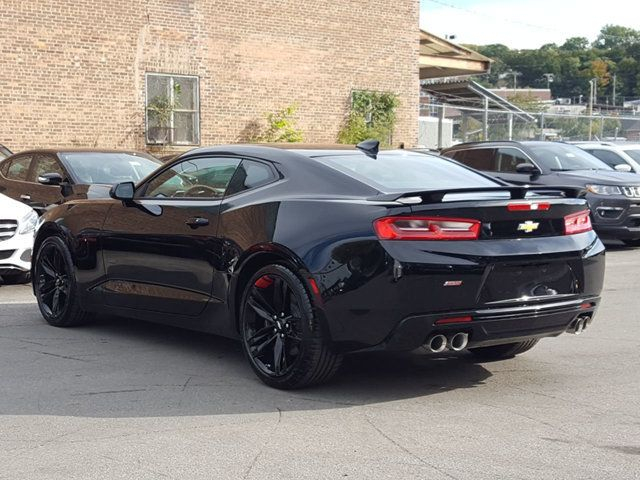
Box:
[145,73,200,146]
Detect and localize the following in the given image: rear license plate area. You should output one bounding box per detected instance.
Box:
[479,262,577,303]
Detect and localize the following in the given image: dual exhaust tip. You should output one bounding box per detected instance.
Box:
[425,332,469,353]
[568,315,592,335]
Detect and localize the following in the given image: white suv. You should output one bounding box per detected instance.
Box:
[0,193,37,284]
[573,142,640,174]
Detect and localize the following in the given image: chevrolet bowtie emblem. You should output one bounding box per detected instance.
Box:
[518,221,540,233]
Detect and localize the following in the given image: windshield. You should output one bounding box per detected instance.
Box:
[526,143,612,171]
[623,149,640,163]
[313,151,501,192]
[60,152,161,184]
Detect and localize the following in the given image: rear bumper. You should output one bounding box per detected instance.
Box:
[371,296,600,352]
[315,232,605,352]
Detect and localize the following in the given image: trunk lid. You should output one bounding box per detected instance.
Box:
[375,186,596,310]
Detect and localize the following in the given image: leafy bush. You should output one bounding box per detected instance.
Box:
[258,104,303,143]
[338,90,400,146]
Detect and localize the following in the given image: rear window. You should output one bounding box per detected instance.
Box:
[313,152,500,192]
[623,149,640,163]
[60,152,162,184]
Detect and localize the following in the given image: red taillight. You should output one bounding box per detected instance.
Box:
[374,216,481,241]
[508,202,551,212]
[435,316,473,325]
[564,210,592,235]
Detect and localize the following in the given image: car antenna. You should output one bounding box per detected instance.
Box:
[356,139,380,159]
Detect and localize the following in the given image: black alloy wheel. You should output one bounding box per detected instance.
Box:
[34,236,89,327]
[240,264,342,389]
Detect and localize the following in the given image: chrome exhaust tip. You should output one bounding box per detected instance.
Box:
[568,317,589,335]
[425,334,447,353]
[449,332,469,352]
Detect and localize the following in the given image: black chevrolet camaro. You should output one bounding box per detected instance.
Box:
[32,142,605,389]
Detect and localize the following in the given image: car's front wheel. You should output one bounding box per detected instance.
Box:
[469,339,539,361]
[239,264,342,389]
[34,236,89,327]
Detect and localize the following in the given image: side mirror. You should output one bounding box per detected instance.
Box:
[516,163,541,175]
[38,172,64,186]
[615,164,632,173]
[109,181,135,202]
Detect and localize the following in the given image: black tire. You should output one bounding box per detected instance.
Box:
[2,271,31,285]
[469,339,539,361]
[33,236,89,327]
[622,239,640,247]
[239,264,342,389]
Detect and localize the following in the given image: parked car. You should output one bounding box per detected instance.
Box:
[441,141,640,246]
[0,193,37,284]
[572,141,640,173]
[33,142,604,389]
[0,149,162,214]
[0,144,12,160]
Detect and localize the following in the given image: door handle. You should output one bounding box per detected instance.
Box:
[20,194,31,201]
[186,217,210,229]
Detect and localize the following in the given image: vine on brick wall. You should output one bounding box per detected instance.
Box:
[338,90,400,146]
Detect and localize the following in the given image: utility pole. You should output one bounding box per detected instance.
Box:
[612,74,617,107]
[543,73,554,90]
[511,71,521,92]
[500,70,522,92]
[588,79,596,140]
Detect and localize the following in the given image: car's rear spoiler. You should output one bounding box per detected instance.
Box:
[369,186,587,204]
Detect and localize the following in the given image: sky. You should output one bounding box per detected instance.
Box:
[420,0,638,49]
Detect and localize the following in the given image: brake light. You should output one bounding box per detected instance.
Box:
[564,210,592,235]
[374,216,481,241]
[435,316,473,325]
[508,202,551,211]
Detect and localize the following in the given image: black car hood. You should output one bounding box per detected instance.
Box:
[553,169,640,186]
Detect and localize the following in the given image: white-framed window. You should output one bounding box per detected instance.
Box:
[145,73,200,146]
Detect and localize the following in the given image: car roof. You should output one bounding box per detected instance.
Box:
[175,145,454,196]
[442,140,524,151]
[6,148,154,156]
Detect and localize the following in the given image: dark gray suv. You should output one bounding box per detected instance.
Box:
[441,141,640,246]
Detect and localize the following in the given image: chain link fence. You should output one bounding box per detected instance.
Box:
[419,103,640,149]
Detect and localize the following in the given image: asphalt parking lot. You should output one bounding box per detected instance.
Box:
[1,246,639,480]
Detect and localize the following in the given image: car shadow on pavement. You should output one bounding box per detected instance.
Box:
[0,307,493,418]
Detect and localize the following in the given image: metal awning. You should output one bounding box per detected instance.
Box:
[422,78,536,122]
[419,30,492,80]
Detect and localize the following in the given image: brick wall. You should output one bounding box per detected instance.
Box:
[0,0,419,153]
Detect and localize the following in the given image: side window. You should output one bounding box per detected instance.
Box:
[226,159,277,196]
[0,159,9,177]
[143,157,240,199]
[587,149,625,168]
[496,148,531,173]
[6,155,33,181]
[455,149,497,171]
[31,155,66,182]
